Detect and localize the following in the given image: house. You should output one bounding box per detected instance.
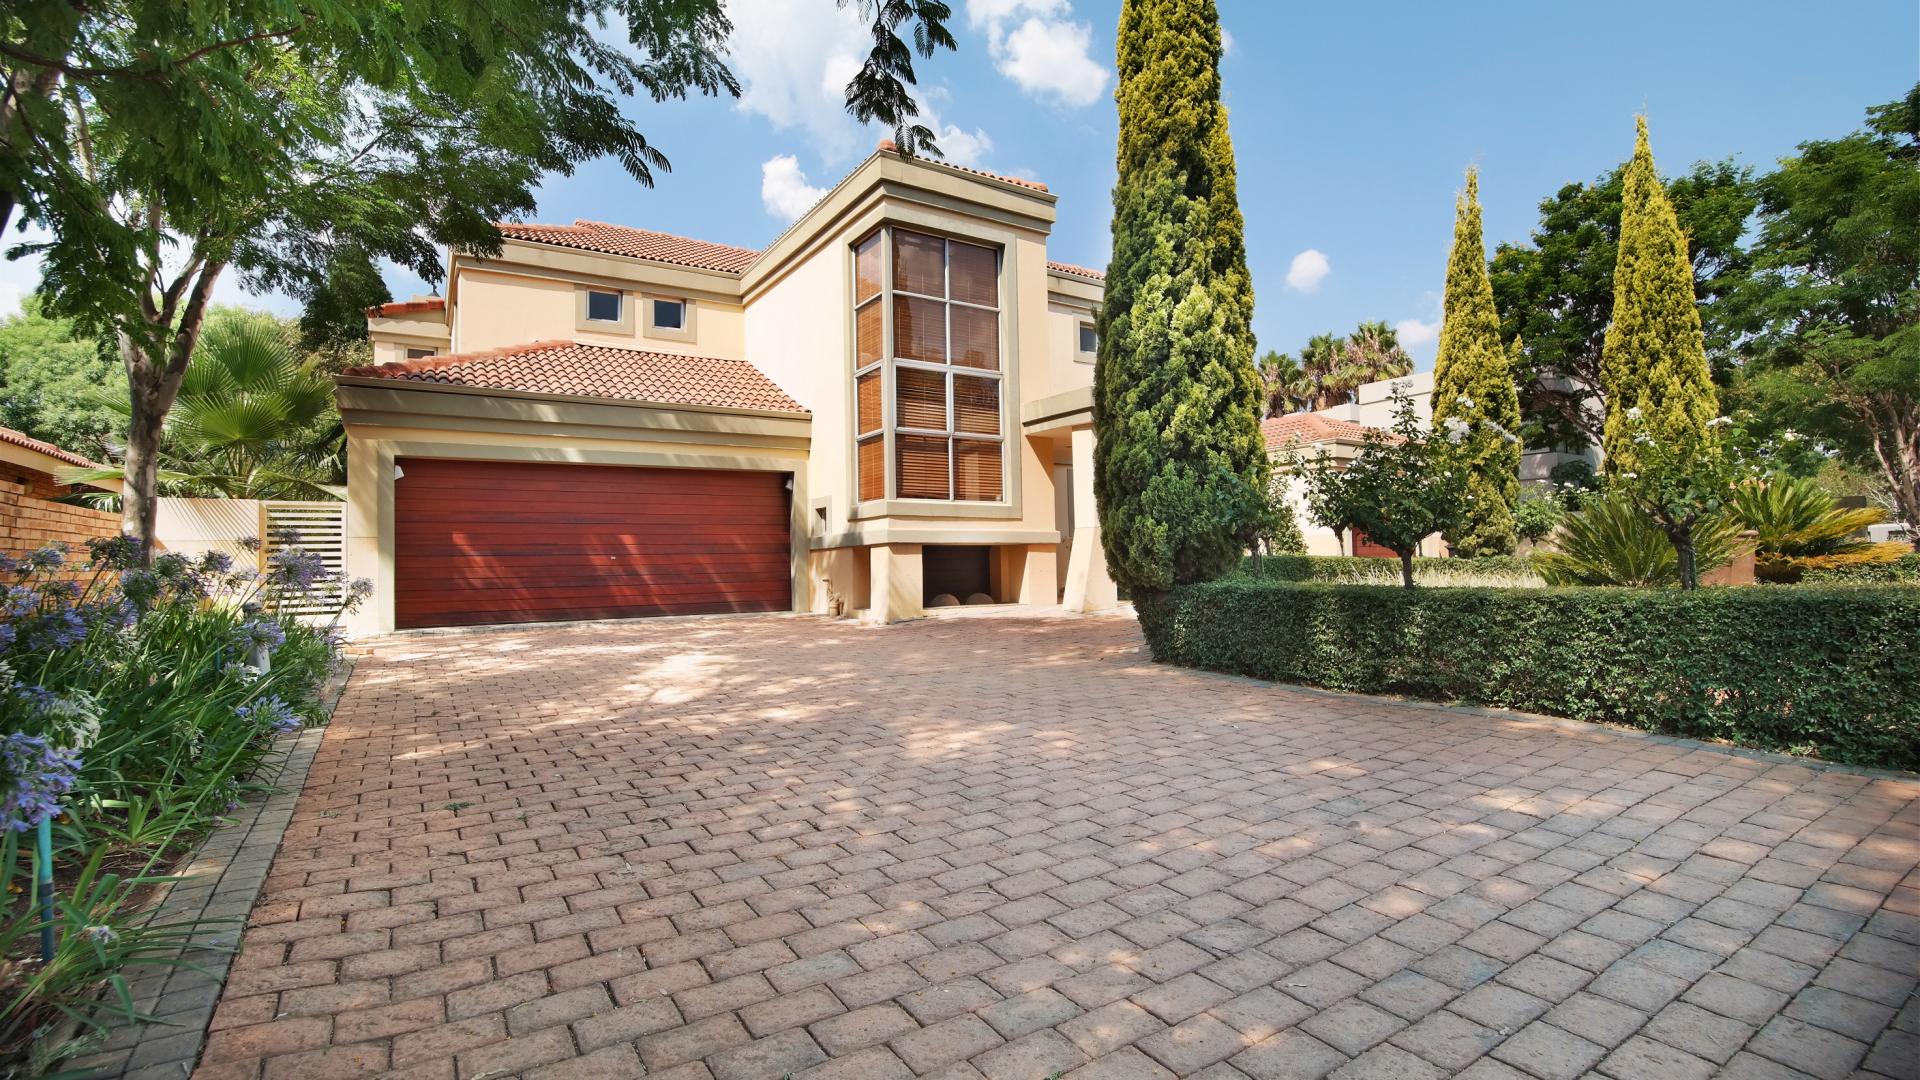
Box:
[337,141,1117,634]
[0,426,122,564]
[1264,371,1599,557]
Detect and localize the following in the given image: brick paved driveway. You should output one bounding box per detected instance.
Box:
[198,613,1920,1080]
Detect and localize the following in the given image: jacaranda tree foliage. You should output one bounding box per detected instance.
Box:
[1,0,956,563]
[1600,117,1720,475]
[1430,168,1522,556]
[1094,0,1267,595]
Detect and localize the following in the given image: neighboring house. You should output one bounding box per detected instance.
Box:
[1260,412,1447,559]
[1265,372,1598,557]
[339,140,1115,634]
[0,427,122,564]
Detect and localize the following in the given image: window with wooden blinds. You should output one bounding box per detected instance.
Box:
[851,226,1005,505]
[858,436,884,502]
[897,436,950,499]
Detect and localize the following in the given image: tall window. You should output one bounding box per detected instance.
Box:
[853,227,1004,503]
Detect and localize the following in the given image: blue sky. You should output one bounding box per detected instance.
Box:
[8,1,1912,368]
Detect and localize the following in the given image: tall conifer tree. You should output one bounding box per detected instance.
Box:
[1431,168,1522,555]
[1601,117,1720,474]
[1093,0,1266,594]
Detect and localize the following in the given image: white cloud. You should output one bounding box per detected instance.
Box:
[967,0,1109,107]
[1394,318,1440,347]
[1285,249,1331,293]
[760,155,829,222]
[1221,29,1236,55]
[726,0,871,159]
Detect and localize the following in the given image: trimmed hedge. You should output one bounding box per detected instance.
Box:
[1136,579,1920,771]
[1800,552,1920,585]
[1240,554,1536,582]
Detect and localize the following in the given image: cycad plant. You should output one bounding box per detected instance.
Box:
[61,316,340,500]
[1535,495,1745,587]
[1730,473,1887,581]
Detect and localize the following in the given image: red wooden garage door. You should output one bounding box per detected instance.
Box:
[393,458,792,628]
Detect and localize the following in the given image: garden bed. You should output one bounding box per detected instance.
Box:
[1137,577,1920,771]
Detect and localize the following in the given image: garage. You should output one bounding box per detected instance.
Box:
[393,458,792,628]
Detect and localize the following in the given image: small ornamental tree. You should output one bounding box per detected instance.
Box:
[1093,0,1267,596]
[1601,117,1720,475]
[1302,392,1467,588]
[1431,169,1522,555]
[1607,409,1754,589]
[1258,471,1307,555]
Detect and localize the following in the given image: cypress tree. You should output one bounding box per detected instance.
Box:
[1431,168,1522,556]
[1601,117,1719,474]
[1094,0,1267,595]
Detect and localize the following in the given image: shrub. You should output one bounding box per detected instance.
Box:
[1535,495,1744,587]
[1240,554,1537,585]
[1732,473,1884,558]
[1258,475,1306,555]
[1137,578,1920,770]
[1302,393,1468,587]
[1798,550,1920,585]
[0,538,360,1070]
[1512,490,1565,544]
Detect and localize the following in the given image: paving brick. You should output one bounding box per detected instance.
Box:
[183,614,1920,1080]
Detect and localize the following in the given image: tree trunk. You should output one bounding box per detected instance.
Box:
[1865,399,1919,552]
[0,65,61,237]
[1398,550,1415,589]
[1675,535,1698,590]
[116,258,227,563]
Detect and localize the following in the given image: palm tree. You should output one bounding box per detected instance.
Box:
[1343,320,1414,384]
[60,314,340,500]
[1257,350,1314,416]
[1299,333,1362,410]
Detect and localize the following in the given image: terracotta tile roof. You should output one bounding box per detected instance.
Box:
[1047,261,1105,281]
[874,139,1050,192]
[0,425,101,470]
[342,341,804,414]
[368,298,446,318]
[1261,412,1381,451]
[495,220,761,273]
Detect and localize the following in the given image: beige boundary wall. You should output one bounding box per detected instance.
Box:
[336,380,813,637]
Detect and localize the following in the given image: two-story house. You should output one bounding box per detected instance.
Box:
[336,141,1119,634]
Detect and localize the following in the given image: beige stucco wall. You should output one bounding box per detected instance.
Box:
[454,267,745,360]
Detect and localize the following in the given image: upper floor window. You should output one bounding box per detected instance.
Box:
[585,290,622,323]
[853,227,1003,504]
[405,348,435,360]
[651,299,685,330]
[1078,323,1097,358]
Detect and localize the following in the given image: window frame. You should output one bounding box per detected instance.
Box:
[1076,321,1098,362]
[851,225,1009,507]
[584,290,623,324]
[642,293,696,343]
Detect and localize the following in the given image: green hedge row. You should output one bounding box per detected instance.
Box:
[1801,552,1920,585]
[1240,554,1536,581]
[1136,579,1920,771]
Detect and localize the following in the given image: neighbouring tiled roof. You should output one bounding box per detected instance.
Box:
[495,221,762,273]
[1262,412,1380,450]
[341,341,806,414]
[1047,261,1105,281]
[0,425,101,470]
[368,298,446,318]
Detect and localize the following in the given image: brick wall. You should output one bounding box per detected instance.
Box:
[0,467,122,563]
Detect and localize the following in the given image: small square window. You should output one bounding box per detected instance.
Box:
[585,290,622,322]
[1078,324,1098,355]
[651,299,685,330]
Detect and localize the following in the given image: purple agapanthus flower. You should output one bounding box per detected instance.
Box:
[26,545,65,571]
[235,695,302,736]
[1,733,80,832]
[265,550,330,593]
[233,618,286,651]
